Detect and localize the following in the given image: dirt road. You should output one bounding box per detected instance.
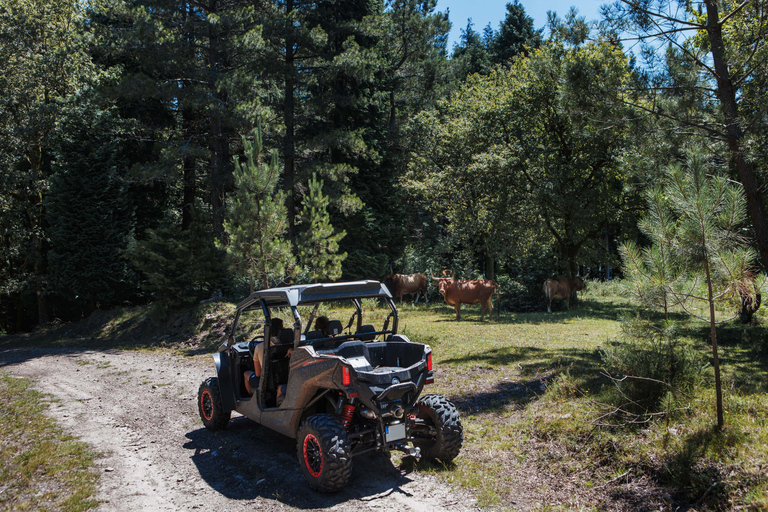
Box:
[1,347,477,512]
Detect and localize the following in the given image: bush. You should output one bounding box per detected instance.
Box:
[581,278,626,299]
[494,275,544,312]
[545,371,581,401]
[600,317,707,414]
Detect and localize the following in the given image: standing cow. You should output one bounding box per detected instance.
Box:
[382,272,429,304]
[431,273,497,321]
[542,277,585,313]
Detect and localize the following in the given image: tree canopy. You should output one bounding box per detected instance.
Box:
[2,0,768,330]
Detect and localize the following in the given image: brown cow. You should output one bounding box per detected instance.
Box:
[542,277,585,313]
[382,272,429,304]
[431,273,497,320]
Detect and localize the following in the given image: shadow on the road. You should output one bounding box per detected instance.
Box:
[0,345,106,369]
[183,416,428,509]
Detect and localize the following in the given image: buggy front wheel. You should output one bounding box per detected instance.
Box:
[198,377,231,431]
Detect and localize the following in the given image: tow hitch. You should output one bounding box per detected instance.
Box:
[394,443,421,461]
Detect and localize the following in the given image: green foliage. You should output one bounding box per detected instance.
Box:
[0,0,102,317]
[488,0,542,66]
[129,210,224,305]
[408,37,634,278]
[494,274,535,312]
[450,20,494,78]
[545,370,581,401]
[601,318,707,414]
[223,125,294,291]
[619,148,758,428]
[296,174,346,283]
[619,181,684,319]
[46,97,134,313]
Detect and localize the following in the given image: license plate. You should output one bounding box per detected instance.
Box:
[385,422,406,442]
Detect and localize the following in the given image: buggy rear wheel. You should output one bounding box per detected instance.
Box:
[411,393,463,463]
[296,414,352,492]
[198,377,231,431]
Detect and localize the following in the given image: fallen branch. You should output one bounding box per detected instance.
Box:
[694,481,721,507]
[596,469,631,489]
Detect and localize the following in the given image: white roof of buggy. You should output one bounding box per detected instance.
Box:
[236,280,392,310]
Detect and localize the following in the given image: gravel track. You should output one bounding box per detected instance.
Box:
[1,347,477,512]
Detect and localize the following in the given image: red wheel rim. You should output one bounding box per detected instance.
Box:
[200,390,214,421]
[303,433,323,478]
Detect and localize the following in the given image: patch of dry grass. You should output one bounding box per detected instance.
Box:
[0,372,99,511]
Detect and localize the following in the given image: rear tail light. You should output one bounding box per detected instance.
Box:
[342,366,351,386]
[427,352,433,371]
[426,352,434,384]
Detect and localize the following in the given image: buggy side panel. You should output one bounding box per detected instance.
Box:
[213,352,237,411]
[262,348,345,438]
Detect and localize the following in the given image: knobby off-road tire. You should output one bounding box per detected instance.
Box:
[413,393,463,463]
[198,377,231,431]
[296,414,353,492]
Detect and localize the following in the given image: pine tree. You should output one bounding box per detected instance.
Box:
[489,1,542,66]
[128,209,223,305]
[451,20,494,79]
[297,175,346,283]
[223,123,294,292]
[619,149,759,429]
[46,100,134,314]
[619,185,683,320]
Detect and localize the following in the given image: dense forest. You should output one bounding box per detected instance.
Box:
[1,0,767,332]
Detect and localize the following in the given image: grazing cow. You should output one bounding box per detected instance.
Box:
[382,272,429,304]
[431,273,497,320]
[542,277,586,313]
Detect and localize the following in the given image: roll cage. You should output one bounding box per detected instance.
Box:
[227,280,400,350]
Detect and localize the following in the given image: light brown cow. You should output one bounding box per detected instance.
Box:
[382,272,429,304]
[431,273,497,320]
[542,277,585,313]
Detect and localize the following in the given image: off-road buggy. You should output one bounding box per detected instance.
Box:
[197,280,463,492]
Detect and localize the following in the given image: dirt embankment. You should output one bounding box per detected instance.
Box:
[1,347,477,512]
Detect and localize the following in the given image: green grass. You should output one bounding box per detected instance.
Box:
[389,286,768,510]
[0,372,99,512]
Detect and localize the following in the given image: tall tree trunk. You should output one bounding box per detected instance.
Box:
[703,256,724,429]
[208,0,232,243]
[30,138,50,326]
[484,254,495,281]
[283,0,296,241]
[181,106,196,231]
[181,1,196,232]
[705,0,768,271]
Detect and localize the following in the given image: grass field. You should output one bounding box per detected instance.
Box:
[370,282,768,510]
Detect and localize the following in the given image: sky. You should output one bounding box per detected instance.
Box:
[436,0,605,50]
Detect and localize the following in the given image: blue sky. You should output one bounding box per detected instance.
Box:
[436,0,606,50]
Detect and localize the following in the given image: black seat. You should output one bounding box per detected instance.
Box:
[278,328,294,345]
[356,324,376,341]
[271,329,294,358]
[326,319,343,336]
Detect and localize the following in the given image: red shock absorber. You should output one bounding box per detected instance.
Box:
[340,403,355,431]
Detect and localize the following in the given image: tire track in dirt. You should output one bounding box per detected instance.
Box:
[1,347,477,512]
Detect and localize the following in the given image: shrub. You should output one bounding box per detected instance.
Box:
[494,275,537,312]
[600,317,707,415]
[581,278,626,299]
